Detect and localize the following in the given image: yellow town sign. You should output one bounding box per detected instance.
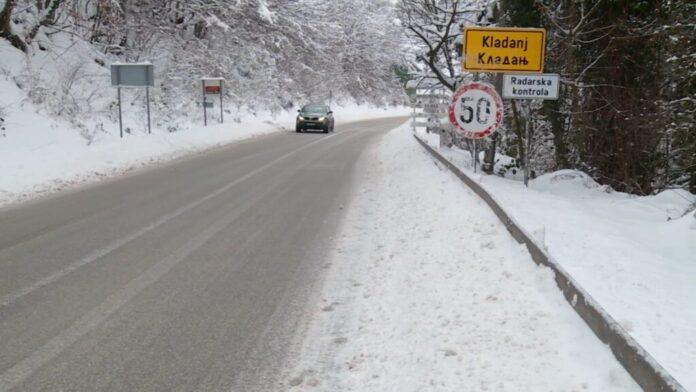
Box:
[463,27,546,73]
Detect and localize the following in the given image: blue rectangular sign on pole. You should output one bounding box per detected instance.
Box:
[110,63,155,137]
[110,63,154,87]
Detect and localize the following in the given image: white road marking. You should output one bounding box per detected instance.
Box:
[0,132,339,309]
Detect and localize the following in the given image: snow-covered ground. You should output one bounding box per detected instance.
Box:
[287,124,638,391]
[417,130,696,389]
[0,69,407,207]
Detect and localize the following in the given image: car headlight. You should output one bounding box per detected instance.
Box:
[297,116,304,120]
[318,116,325,122]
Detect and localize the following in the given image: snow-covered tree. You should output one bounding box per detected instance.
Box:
[1,0,407,127]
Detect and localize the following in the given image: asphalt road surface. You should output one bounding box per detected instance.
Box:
[0,117,407,392]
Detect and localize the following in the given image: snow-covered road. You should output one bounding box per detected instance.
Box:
[287,125,639,391]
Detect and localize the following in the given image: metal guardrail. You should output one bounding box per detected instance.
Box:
[413,134,686,392]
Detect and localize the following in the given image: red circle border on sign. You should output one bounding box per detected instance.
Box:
[448,82,504,139]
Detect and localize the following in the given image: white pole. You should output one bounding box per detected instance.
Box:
[524,107,531,187]
[146,86,151,134]
[202,80,207,127]
[117,87,123,138]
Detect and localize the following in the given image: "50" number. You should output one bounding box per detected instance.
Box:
[459,97,491,125]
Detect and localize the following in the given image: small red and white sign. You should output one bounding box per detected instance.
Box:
[202,77,224,95]
[449,82,503,139]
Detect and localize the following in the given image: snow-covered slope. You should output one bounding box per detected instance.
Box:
[0,40,408,208]
[418,131,696,389]
[286,124,638,391]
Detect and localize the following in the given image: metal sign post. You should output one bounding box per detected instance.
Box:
[117,87,123,138]
[146,86,151,134]
[202,80,207,127]
[501,73,559,187]
[201,77,225,126]
[411,104,416,133]
[460,27,550,177]
[110,63,155,138]
[411,87,450,138]
[524,109,531,186]
[448,82,504,171]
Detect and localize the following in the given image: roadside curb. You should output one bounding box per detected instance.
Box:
[413,134,685,392]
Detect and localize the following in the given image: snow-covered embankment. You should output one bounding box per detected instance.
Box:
[415,129,696,390]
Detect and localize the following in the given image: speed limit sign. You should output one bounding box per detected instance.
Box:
[449,82,503,139]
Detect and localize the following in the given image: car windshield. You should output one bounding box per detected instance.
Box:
[301,105,328,114]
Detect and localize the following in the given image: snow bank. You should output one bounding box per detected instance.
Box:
[418,131,696,389]
[286,124,638,391]
[0,92,407,208]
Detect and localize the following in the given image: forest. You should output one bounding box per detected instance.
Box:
[399,0,694,195]
[0,0,405,119]
[1,0,694,194]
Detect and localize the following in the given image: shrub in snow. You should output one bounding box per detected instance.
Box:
[78,123,106,146]
[497,157,520,177]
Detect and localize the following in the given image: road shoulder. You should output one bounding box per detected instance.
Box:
[284,124,639,391]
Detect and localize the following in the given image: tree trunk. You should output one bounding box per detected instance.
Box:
[482,132,498,174]
[0,0,27,52]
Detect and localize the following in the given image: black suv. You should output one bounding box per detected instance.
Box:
[296,104,334,133]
